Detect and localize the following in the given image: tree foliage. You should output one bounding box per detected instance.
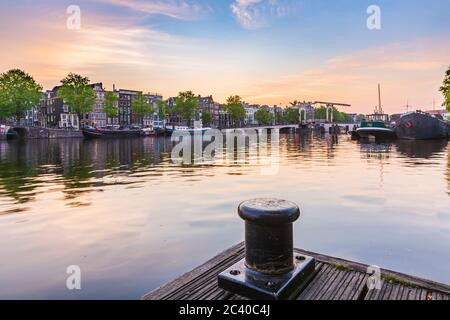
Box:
[103,91,119,120]
[156,100,172,121]
[254,108,273,125]
[0,69,42,121]
[202,110,212,126]
[224,95,246,126]
[440,66,450,111]
[57,73,96,125]
[132,93,153,126]
[285,108,300,124]
[314,106,352,122]
[175,91,198,126]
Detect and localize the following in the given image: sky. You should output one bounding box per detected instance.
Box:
[0,0,449,113]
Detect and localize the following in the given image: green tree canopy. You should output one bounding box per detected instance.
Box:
[224,95,246,126]
[285,108,300,124]
[202,110,212,126]
[175,91,198,126]
[156,100,172,121]
[132,93,153,126]
[254,108,273,125]
[314,106,351,122]
[0,69,42,122]
[440,66,450,111]
[57,73,96,126]
[102,91,119,120]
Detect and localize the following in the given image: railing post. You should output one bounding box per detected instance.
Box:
[218,198,316,300]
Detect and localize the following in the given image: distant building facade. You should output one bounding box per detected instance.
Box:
[244,104,259,125]
[83,83,107,128]
[117,89,139,126]
[198,95,220,127]
[138,93,163,128]
[116,89,161,127]
[40,87,79,129]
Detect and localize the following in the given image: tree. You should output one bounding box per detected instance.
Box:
[102,91,119,124]
[175,91,198,127]
[132,93,153,127]
[155,100,172,124]
[285,108,300,124]
[314,106,349,122]
[289,100,300,107]
[254,108,273,125]
[440,66,450,111]
[0,69,42,123]
[275,111,285,124]
[202,110,212,126]
[224,95,246,127]
[57,73,96,127]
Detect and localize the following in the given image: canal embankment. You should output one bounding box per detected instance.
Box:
[5,126,83,139]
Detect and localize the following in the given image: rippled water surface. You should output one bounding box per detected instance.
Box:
[0,134,449,299]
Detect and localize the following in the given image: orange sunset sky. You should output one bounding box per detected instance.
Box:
[1,0,449,114]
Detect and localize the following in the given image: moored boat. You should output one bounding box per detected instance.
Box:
[82,126,143,139]
[356,84,396,141]
[164,126,212,135]
[395,111,449,140]
[356,115,396,140]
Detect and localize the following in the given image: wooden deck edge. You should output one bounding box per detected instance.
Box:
[295,248,450,294]
[142,242,245,300]
[142,243,450,300]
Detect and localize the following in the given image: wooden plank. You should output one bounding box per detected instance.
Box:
[400,286,414,300]
[315,268,349,300]
[415,289,427,300]
[142,243,450,300]
[295,248,450,294]
[296,264,333,300]
[331,271,356,300]
[433,291,450,300]
[335,272,368,300]
[365,280,385,300]
[384,283,402,300]
[168,249,244,300]
[142,243,244,300]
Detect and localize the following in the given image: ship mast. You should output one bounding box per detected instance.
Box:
[377,83,383,114]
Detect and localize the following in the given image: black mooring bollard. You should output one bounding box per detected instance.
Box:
[218,198,316,300]
[239,199,299,275]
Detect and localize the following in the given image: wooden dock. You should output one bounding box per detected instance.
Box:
[143,243,450,300]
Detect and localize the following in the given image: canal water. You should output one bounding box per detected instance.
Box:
[0,134,449,299]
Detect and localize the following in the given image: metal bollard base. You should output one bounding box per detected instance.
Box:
[218,254,316,300]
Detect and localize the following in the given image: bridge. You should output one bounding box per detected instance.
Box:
[221,123,357,134]
[222,124,298,132]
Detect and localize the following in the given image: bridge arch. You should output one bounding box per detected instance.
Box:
[8,127,28,139]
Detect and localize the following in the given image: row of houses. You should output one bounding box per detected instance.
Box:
[21,82,322,130]
[22,83,164,130]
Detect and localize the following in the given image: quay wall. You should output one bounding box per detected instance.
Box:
[12,126,83,139]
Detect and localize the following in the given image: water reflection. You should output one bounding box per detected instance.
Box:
[396,139,448,159]
[0,138,176,207]
[0,135,449,298]
[1,136,448,207]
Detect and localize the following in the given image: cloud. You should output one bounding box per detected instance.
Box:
[96,0,209,20]
[230,0,294,29]
[246,38,450,112]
